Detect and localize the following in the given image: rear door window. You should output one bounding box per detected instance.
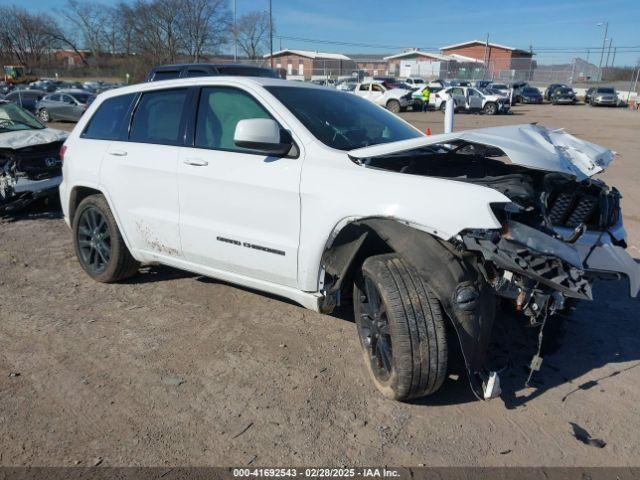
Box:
[82,93,136,140]
[130,89,188,145]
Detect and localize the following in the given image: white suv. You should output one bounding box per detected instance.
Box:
[434,86,510,114]
[352,81,413,113]
[60,77,639,402]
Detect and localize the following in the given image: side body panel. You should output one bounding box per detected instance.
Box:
[296,141,510,292]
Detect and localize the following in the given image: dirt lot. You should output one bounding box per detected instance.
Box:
[1,104,639,467]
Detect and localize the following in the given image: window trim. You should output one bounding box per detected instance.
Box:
[185,85,299,159]
[126,87,190,147]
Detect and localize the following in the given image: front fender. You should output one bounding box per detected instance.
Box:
[359,218,496,399]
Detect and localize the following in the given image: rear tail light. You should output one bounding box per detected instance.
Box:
[60,145,67,164]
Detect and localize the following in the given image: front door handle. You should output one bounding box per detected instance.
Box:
[109,149,128,157]
[183,158,209,167]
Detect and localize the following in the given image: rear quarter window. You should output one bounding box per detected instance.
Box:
[82,93,136,140]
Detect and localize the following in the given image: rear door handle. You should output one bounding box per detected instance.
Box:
[109,150,128,157]
[183,158,209,167]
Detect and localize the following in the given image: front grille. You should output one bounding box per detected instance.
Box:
[0,141,63,180]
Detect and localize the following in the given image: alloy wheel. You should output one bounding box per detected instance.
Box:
[357,277,393,381]
[77,206,111,275]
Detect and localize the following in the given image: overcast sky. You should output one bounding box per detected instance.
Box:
[16,0,640,65]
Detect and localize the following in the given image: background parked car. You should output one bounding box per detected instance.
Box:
[434,86,510,115]
[544,83,568,101]
[4,89,45,114]
[589,87,618,107]
[519,86,543,104]
[487,82,510,96]
[449,80,471,87]
[550,87,577,105]
[353,81,413,113]
[147,63,278,81]
[510,81,529,102]
[36,90,95,122]
[29,80,57,92]
[474,80,491,90]
[403,77,426,87]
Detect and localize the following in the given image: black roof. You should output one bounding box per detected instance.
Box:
[147,63,279,81]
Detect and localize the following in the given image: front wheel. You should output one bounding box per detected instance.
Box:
[483,102,498,115]
[73,194,139,283]
[354,254,448,401]
[386,99,401,114]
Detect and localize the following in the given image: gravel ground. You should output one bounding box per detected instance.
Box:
[1,104,639,467]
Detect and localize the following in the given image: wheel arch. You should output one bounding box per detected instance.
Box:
[320,217,495,399]
[68,184,138,260]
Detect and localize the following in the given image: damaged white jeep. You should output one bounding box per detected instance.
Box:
[60,78,639,402]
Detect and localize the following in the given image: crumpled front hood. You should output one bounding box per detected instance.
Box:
[0,128,68,150]
[349,124,614,180]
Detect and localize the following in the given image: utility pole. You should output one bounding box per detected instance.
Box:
[605,37,612,69]
[233,0,237,62]
[482,33,489,80]
[597,22,608,81]
[269,0,274,68]
[611,47,617,68]
[626,60,639,103]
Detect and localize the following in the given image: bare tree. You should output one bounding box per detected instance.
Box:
[61,0,109,59]
[179,0,230,62]
[129,0,184,64]
[236,11,271,60]
[0,6,58,70]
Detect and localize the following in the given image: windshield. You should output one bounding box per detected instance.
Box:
[491,84,508,89]
[597,88,615,94]
[523,88,539,94]
[266,86,421,151]
[557,88,573,94]
[0,102,44,131]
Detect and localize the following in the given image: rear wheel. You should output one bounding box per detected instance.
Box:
[73,195,139,283]
[38,108,50,123]
[354,254,448,401]
[386,99,401,114]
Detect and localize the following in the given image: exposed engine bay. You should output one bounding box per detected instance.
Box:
[349,125,639,397]
[0,140,64,214]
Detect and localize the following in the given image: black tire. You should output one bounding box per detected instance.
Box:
[354,253,448,401]
[386,99,401,114]
[72,194,139,283]
[38,108,50,123]
[483,102,498,115]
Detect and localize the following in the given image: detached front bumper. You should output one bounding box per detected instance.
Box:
[554,222,640,297]
[464,218,640,301]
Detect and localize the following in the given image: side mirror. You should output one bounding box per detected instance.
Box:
[234,118,293,156]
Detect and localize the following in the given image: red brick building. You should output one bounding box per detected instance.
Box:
[440,40,534,79]
[264,49,356,80]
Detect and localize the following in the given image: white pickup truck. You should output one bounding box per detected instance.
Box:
[352,81,414,113]
[59,77,639,402]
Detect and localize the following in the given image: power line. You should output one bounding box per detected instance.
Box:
[275,34,640,54]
